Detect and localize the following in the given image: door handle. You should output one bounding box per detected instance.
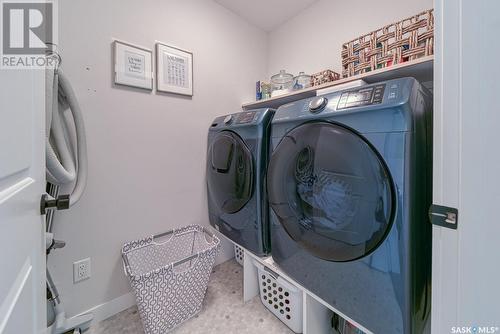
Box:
[40,194,70,215]
[429,204,458,229]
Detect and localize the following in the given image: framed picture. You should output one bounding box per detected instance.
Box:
[156,43,193,96]
[113,40,153,90]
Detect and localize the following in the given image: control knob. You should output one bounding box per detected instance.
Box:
[308,97,328,113]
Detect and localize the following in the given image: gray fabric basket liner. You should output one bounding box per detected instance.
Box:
[122,225,220,334]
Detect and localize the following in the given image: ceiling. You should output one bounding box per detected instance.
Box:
[215,0,319,32]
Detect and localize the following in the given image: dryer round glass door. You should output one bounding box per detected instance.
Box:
[207,130,254,214]
[267,122,396,262]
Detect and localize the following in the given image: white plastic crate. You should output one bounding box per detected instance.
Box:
[234,244,244,266]
[253,260,303,333]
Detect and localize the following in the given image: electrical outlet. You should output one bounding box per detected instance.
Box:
[73,258,91,283]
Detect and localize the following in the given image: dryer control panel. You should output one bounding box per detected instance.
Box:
[234,111,259,124]
[337,84,385,110]
[210,108,274,129]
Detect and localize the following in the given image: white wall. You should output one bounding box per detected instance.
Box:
[267,0,433,77]
[49,0,267,318]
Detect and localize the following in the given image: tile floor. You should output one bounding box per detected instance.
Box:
[87,259,293,334]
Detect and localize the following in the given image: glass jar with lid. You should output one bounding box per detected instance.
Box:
[271,70,294,97]
[293,72,312,90]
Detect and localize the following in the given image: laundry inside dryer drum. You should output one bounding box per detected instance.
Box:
[268,122,395,262]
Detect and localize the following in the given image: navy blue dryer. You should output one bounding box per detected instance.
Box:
[267,78,432,333]
[207,109,274,256]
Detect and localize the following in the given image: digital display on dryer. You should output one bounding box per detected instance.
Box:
[346,90,372,104]
[337,84,385,110]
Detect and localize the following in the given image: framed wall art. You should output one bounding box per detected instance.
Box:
[113,40,153,90]
[156,42,193,96]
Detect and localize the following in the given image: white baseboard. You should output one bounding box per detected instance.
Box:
[70,291,136,324]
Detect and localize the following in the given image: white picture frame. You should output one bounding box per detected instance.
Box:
[156,43,193,96]
[113,40,153,90]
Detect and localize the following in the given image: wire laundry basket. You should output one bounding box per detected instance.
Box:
[122,225,220,334]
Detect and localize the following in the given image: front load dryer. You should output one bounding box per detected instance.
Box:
[267,78,432,333]
[207,108,274,256]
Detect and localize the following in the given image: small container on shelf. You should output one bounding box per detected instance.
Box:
[271,69,294,97]
[256,80,272,101]
[293,72,312,90]
[310,69,341,87]
[261,81,272,100]
[256,81,263,100]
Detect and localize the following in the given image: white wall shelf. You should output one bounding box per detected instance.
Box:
[241,247,372,334]
[242,55,434,111]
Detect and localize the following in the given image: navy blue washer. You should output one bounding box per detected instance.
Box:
[207,108,274,256]
[267,78,432,333]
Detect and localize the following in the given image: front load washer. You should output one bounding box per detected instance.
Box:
[207,108,274,256]
[267,78,432,333]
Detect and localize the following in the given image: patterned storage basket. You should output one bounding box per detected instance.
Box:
[122,225,220,334]
[310,70,341,87]
[341,9,434,77]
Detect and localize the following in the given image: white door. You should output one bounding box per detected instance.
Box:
[0,69,46,333]
[432,0,500,333]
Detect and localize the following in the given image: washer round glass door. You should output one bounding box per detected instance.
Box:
[207,130,254,214]
[267,122,395,262]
